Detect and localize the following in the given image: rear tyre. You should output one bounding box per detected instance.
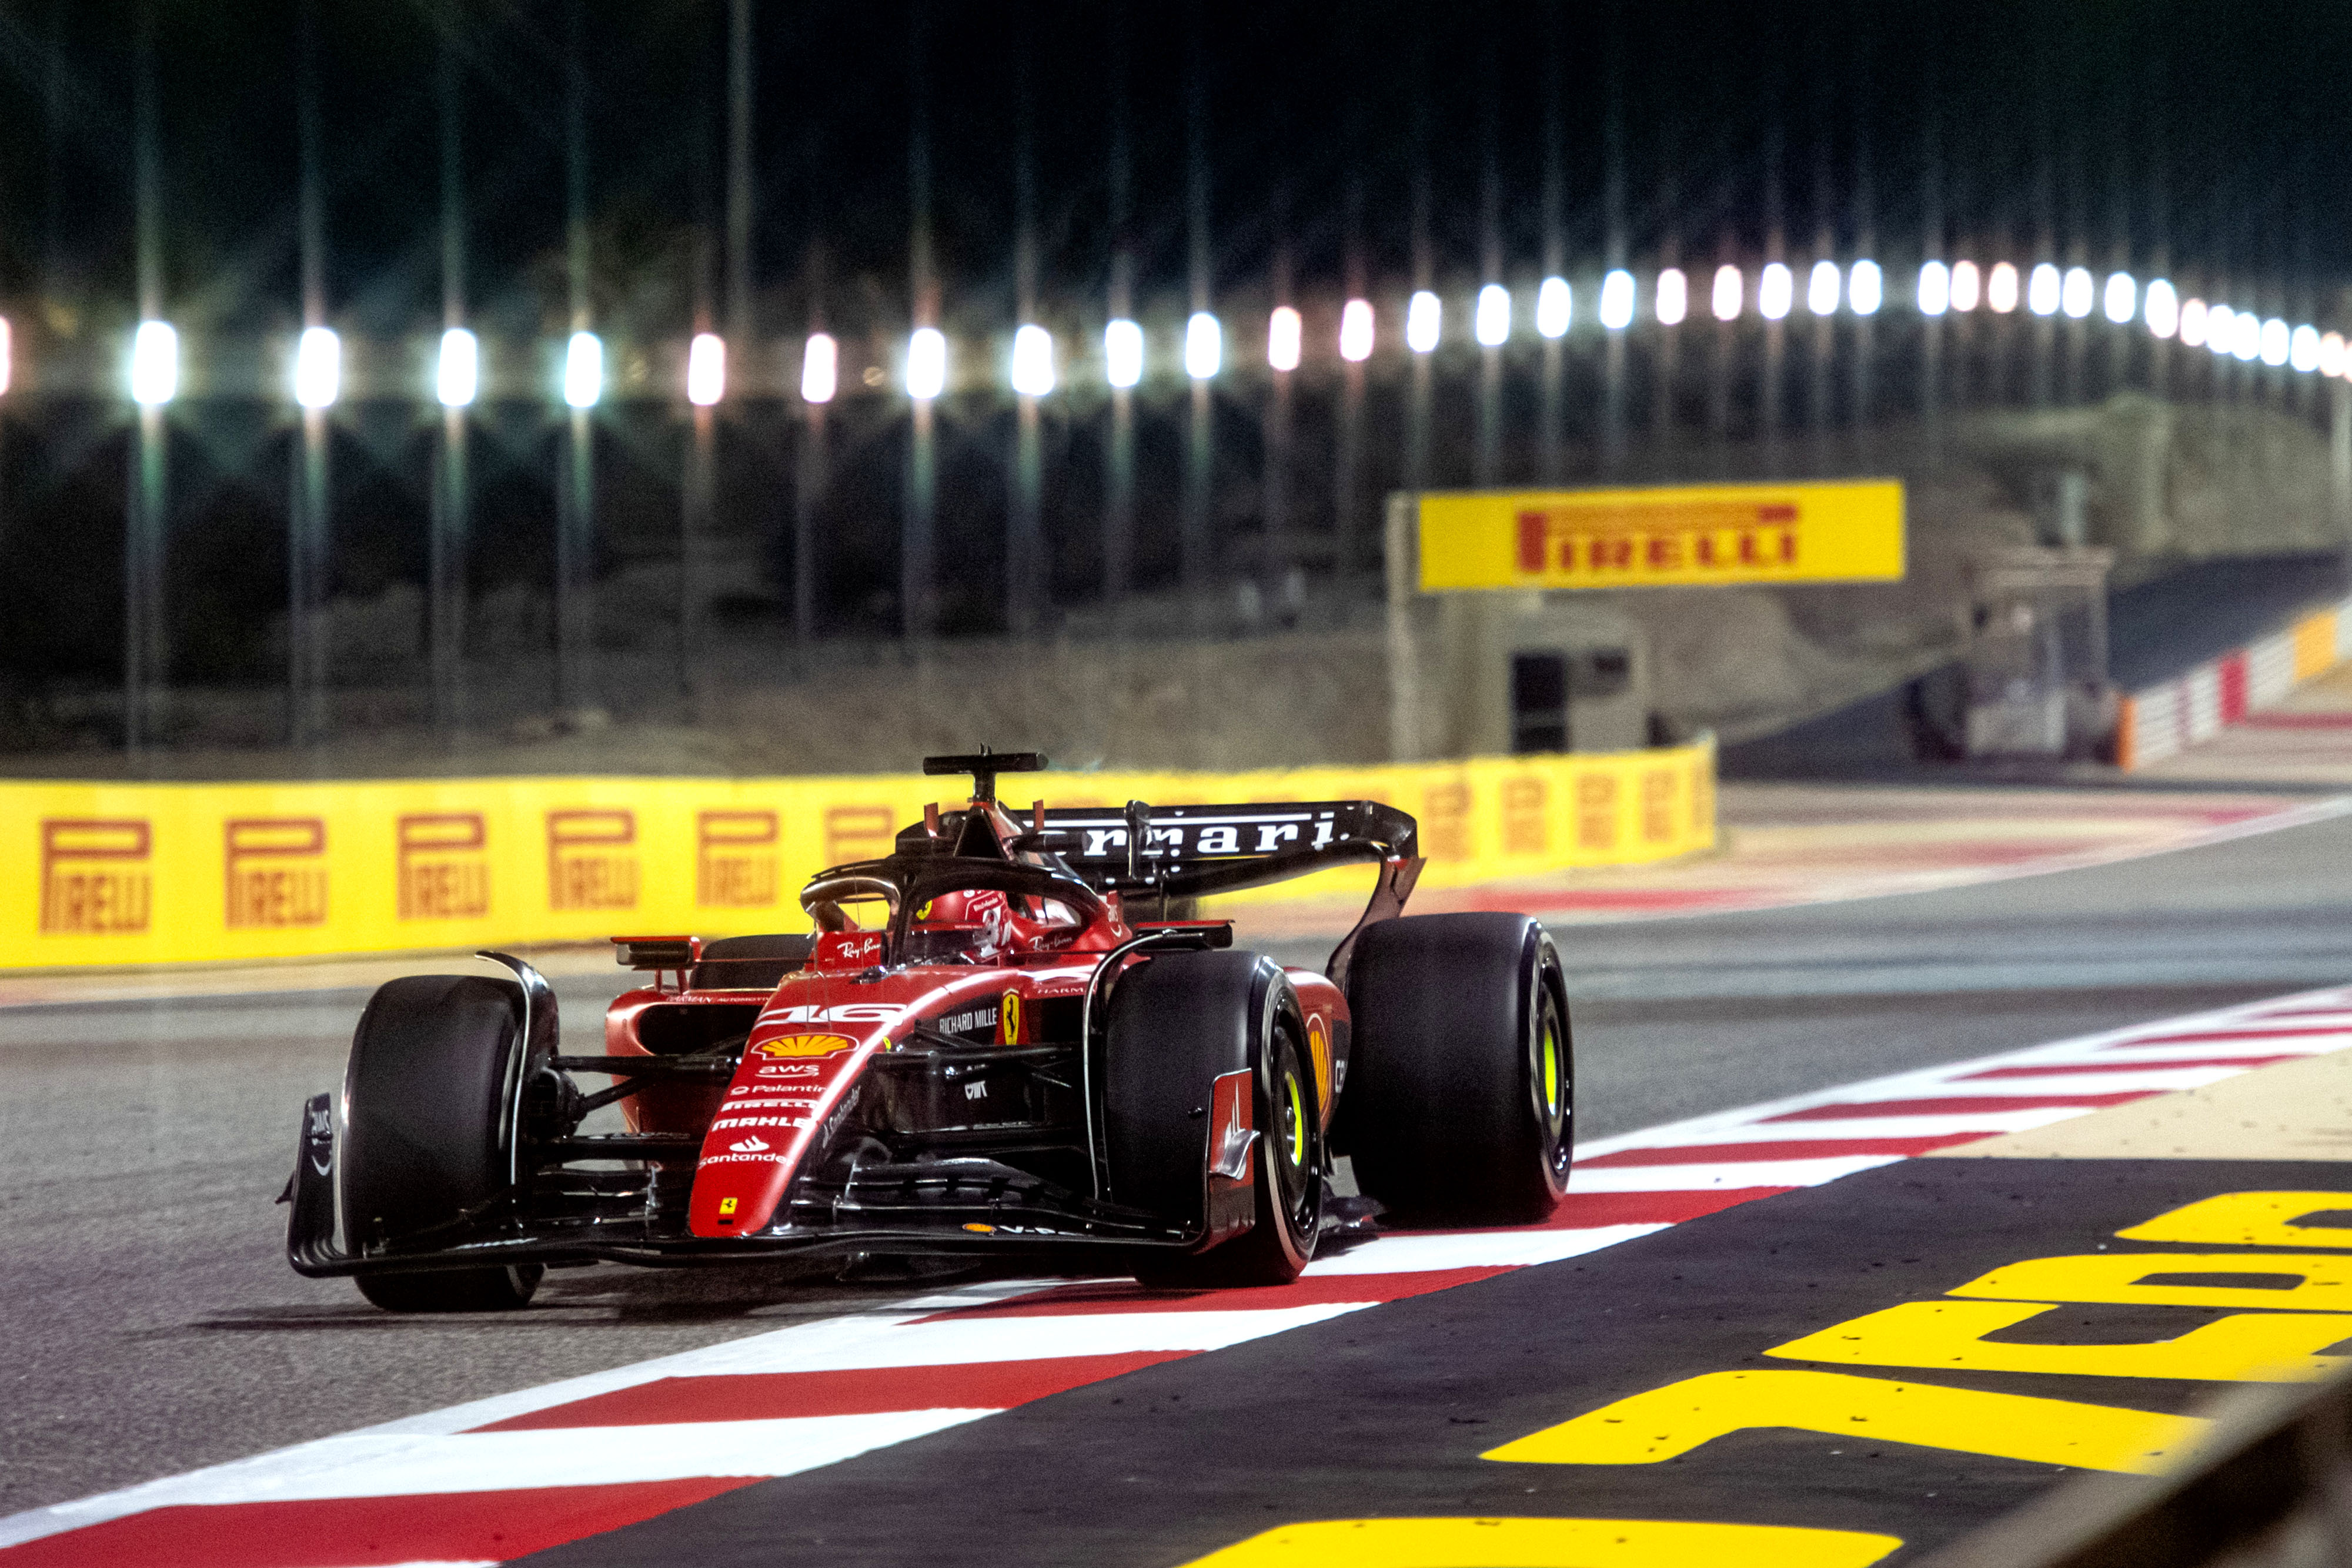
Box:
[342,974,543,1313]
[1105,951,1324,1288]
[1339,913,1573,1226]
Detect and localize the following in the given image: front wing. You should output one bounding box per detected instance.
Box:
[283,1092,1202,1275]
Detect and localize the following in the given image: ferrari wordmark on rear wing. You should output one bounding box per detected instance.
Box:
[1054,804,1406,865]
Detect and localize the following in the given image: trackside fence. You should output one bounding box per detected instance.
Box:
[0,740,1715,970]
[1917,1368,2352,1568]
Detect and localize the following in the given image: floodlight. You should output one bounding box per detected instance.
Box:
[2060,266,2093,319]
[1849,260,1883,316]
[1917,261,1950,317]
[2179,299,2209,348]
[907,326,947,399]
[1950,260,1982,312]
[437,328,479,407]
[2322,332,2347,379]
[687,332,726,406]
[2260,317,2289,367]
[1535,277,1572,337]
[2143,280,2179,340]
[1405,290,1441,353]
[1759,262,1792,320]
[1655,268,1687,326]
[801,332,838,403]
[2204,304,2232,355]
[1268,305,1302,371]
[1185,311,1222,379]
[0,317,12,396]
[1474,284,1511,347]
[1104,319,1144,387]
[1712,265,1743,321]
[2102,272,2136,325]
[1010,323,1055,396]
[1987,262,2020,313]
[131,320,178,406]
[1599,270,1633,330]
[1339,299,1375,360]
[2027,263,2060,316]
[2233,310,2261,362]
[564,330,603,408]
[2291,323,2320,374]
[1807,260,1840,315]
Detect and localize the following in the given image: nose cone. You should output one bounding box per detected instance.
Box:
[687,1029,863,1237]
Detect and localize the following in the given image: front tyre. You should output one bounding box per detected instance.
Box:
[1340,912,1573,1225]
[342,974,544,1313]
[1104,951,1324,1289]
[1147,1012,1324,1288]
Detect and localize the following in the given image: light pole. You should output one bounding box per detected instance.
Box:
[126,10,166,760]
[430,32,470,739]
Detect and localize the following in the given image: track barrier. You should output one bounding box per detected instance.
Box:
[1916,1365,2352,1568]
[2118,594,2352,769]
[0,740,1715,969]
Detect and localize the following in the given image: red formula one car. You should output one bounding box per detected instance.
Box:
[285,751,1572,1310]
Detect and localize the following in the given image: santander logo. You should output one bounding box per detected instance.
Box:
[729,1134,771,1154]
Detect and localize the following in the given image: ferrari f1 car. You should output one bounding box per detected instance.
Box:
[284,751,1572,1310]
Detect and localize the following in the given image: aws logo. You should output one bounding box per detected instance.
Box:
[754,1033,856,1060]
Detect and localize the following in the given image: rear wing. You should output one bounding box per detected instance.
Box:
[1051,801,1418,893]
[899,800,1416,896]
[893,798,1421,985]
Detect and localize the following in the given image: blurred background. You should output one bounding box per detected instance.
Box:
[0,0,2347,778]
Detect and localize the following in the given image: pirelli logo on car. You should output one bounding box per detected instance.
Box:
[39,818,152,935]
[696,810,779,908]
[547,808,639,912]
[224,817,328,928]
[396,813,490,921]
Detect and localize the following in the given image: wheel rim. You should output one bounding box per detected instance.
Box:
[1269,1027,1319,1239]
[1532,981,1572,1184]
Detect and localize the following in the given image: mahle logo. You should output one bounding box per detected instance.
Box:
[754,1034,855,1060]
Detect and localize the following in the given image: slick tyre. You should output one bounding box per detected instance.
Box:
[342,974,543,1313]
[1105,950,1324,1288]
[1340,912,1572,1226]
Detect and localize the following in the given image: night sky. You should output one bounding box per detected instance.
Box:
[0,2,2347,698]
[2,0,2348,357]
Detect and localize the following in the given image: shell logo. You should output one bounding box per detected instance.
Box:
[754,1033,856,1059]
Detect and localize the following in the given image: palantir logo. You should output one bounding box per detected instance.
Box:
[224,817,328,928]
[39,819,152,935]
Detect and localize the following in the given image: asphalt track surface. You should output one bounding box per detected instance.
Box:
[2,808,2348,1544]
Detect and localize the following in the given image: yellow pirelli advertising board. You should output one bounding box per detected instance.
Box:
[0,741,1714,969]
[1418,479,1905,591]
